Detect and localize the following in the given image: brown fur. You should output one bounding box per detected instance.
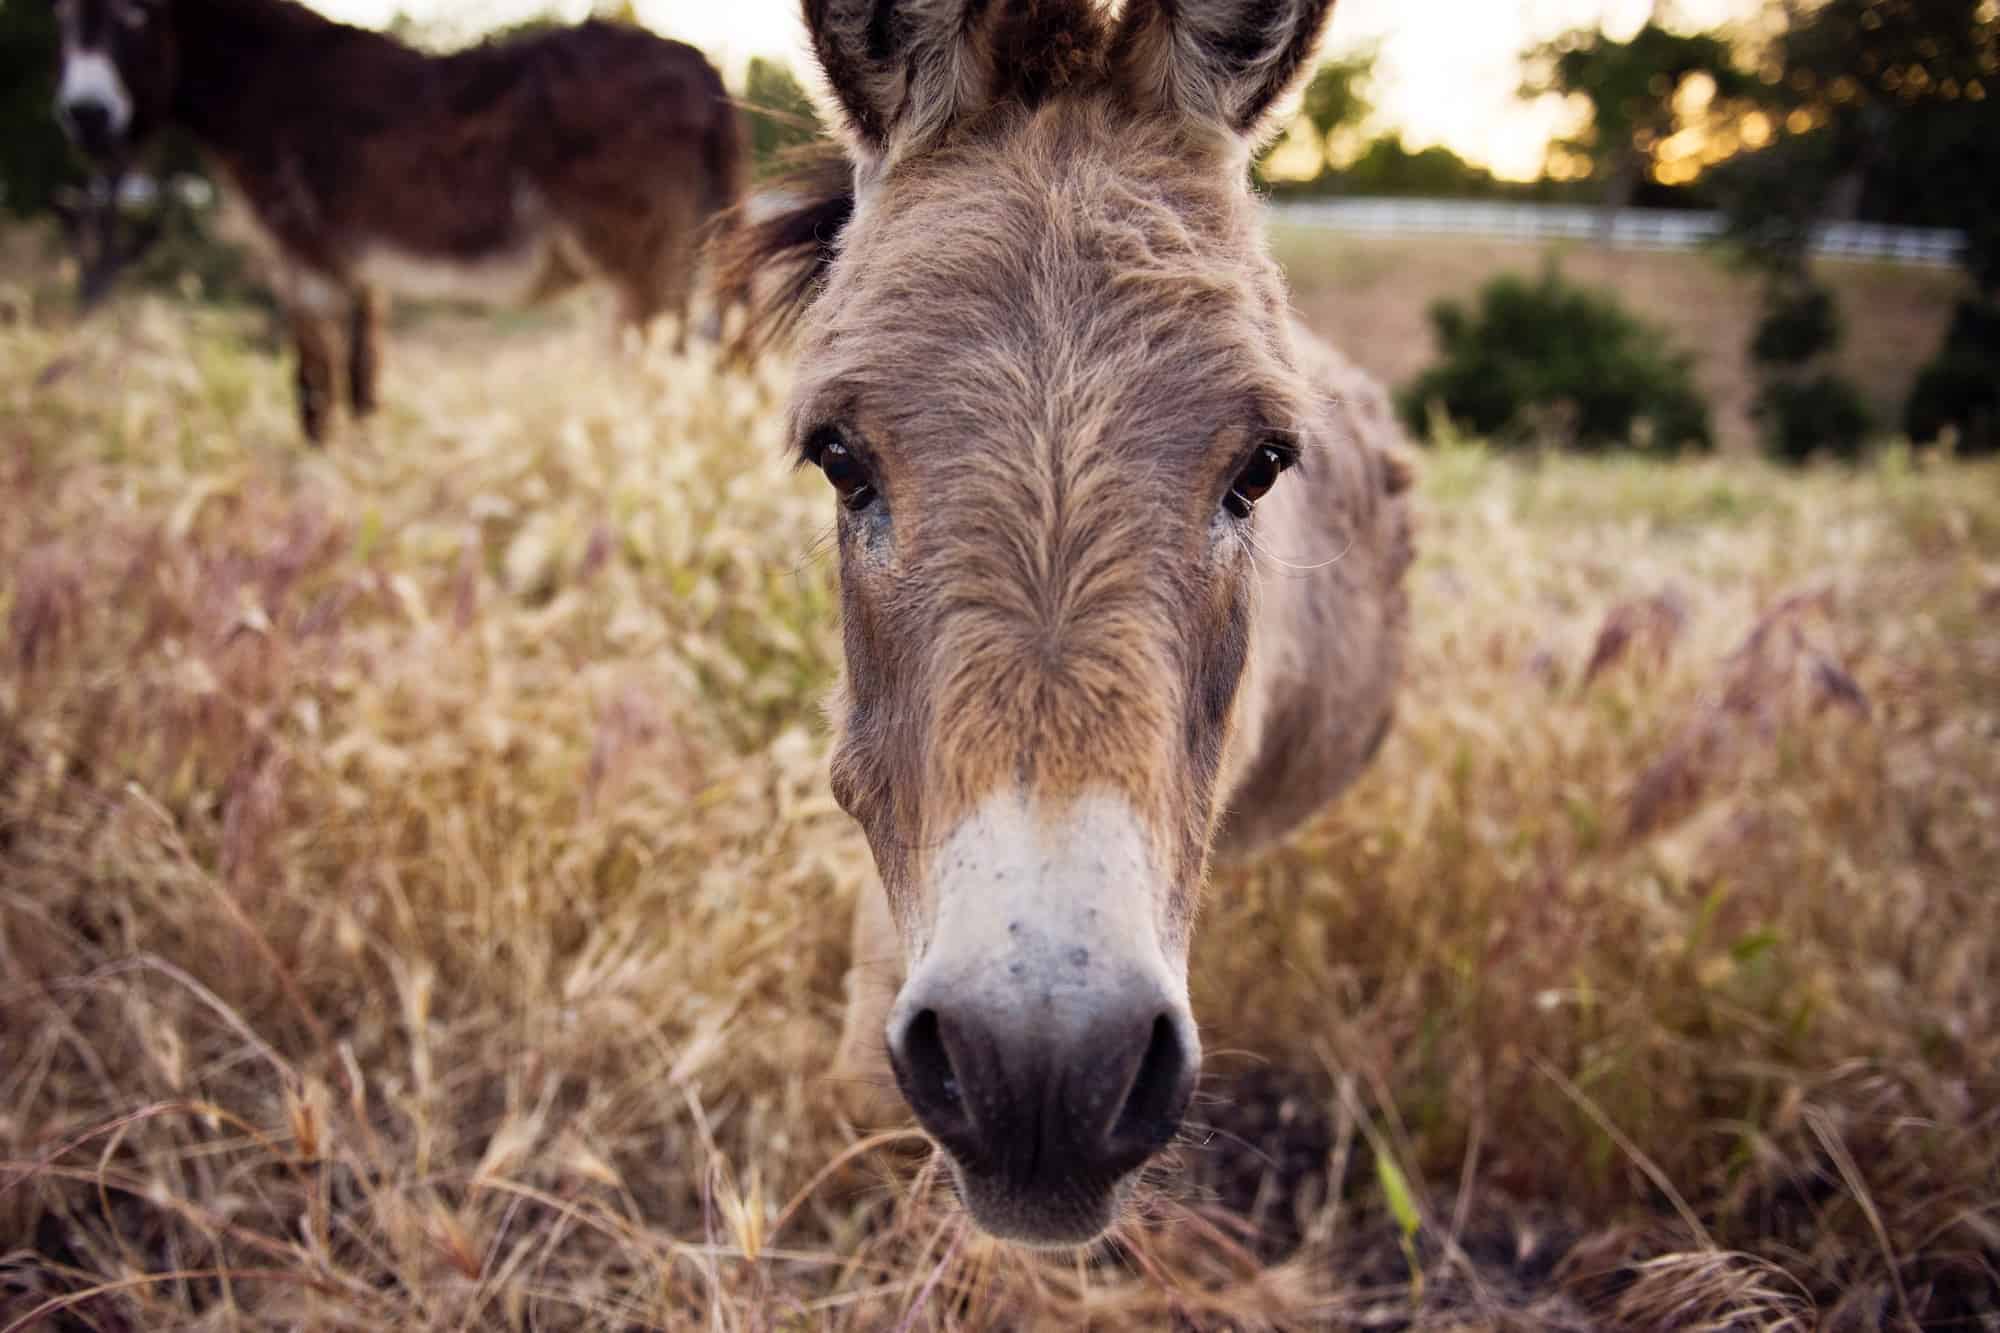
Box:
[788,103,1411,938]
[722,3,1413,1234]
[55,0,745,441]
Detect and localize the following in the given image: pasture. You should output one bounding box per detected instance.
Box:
[2,258,1997,1327]
[1269,227,1966,456]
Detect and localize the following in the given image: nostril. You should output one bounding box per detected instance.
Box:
[893,1009,977,1145]
[1110,1014,1192,1154]
[65,102,109,137]
[902,1010,957,1102]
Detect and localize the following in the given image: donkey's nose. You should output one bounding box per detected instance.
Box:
[62,100,114,151]
[886,981,1198,1198]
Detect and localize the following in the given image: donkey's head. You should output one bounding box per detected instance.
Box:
[779,0,1341,1245]
[51,0,175,163]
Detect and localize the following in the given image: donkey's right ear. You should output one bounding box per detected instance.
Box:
[801,0,990,171]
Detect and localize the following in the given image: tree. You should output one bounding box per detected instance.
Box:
[0,0,80,218]
[1721,0,1998,277]
[742,57,824,177]
[1340,137,1500,198]
[1523,19,1756,235]
[1756,0,1998,227]
[1255,49,1375,188]
[1715,0,1999,454]
[1297,51,1374,144]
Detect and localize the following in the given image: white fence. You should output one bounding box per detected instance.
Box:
[1270,197,1968,268]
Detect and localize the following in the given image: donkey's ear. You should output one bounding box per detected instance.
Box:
[1110,0,1339,141]
[801,0,990,168]
[802,0,1104,171]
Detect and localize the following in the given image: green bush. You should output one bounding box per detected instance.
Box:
[1749,282,1841,367]
[1905,297,1999,456]
[1399,265,1713,452]
[1754,372,1873,462]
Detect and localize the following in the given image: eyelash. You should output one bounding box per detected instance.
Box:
[806,426,879,511]
[1223,438,1300,519]
[799,427,1298,519]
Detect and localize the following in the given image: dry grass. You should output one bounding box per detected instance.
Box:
[1271,229,1967,454]
[1,264,1996,1330]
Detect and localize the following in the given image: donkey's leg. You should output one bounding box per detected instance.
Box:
[347,284,385,418]
[290,308,341,445]
[622,205,698,356]
[832,879,907,1124]
[662,243,696,358]
[617,251,696,356]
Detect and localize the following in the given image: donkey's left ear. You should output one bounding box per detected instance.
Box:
[803,0,982,167]
[803,0,1104,175]
[1110,0,1339,142]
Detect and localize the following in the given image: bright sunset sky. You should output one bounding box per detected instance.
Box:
[308,0,1764,180]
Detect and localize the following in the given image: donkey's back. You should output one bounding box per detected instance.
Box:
[257,17,741,322]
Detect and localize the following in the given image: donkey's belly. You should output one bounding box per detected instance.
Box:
[353,219,586,306]
[216,173,588,313]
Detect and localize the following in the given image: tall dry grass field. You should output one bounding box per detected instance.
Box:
[2,275,1997,1329]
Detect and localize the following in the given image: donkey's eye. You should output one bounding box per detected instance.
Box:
[814,435,878,511]
[1224,444,1294,519]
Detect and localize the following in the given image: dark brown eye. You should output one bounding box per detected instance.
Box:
[816,436,877,511]
[1225,444,1291,518]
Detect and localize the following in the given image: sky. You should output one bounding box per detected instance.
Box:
[308,0,1764,181]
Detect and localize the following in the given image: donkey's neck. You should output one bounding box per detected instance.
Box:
[1212,323,1412,861]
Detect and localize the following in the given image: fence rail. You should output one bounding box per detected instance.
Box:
[1270,197,1968,268]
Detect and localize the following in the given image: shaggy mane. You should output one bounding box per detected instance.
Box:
[713,147,855,362]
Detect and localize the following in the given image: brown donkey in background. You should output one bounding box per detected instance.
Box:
[725,0,1415,1246]
[54,0,744,441]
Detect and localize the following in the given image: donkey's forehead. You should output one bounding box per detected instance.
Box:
[797,104,1297,451]
[60,0,155,40]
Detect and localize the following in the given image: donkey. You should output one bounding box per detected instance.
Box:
[52,0,744,442]
[722,0,1415,1247]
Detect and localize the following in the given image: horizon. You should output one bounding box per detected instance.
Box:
[303,0,1763,182]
